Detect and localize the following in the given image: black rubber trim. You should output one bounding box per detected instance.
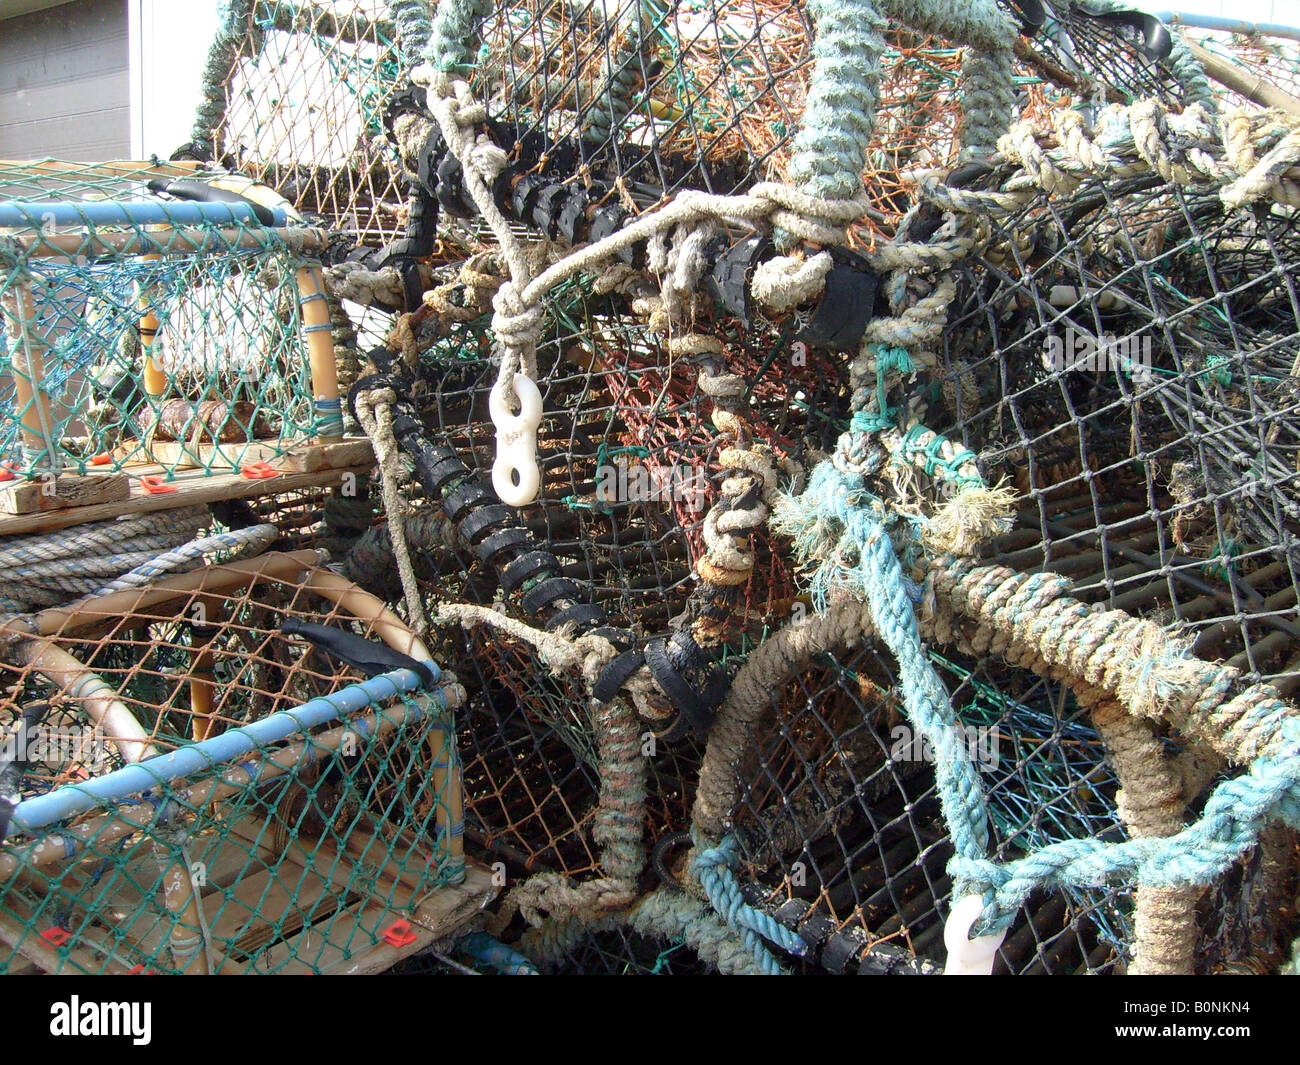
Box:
[587,626,635,651]
[500,550,560,595]
[543,603,606,633]
[476,526,531,566]
[651,831,693,888]
[643,637,710,732]
[522,577,582,615]
[592,648,646,703]
[458,504,513,545]
[442,481,491,523]
[146,178,277,226]
[428,456,471,494]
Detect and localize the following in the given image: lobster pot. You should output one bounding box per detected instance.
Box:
[710,617,1298,975]
[0,160,341,490]
[931,149,1300,692]
[206,0,411,246]
[0,552,486,975]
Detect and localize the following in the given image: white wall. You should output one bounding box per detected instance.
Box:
[128,0,221,158]
[0,0,130,159]
[1133,0,1295,25]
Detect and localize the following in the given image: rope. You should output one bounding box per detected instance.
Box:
[0,507,209,613]
[516,886,782,975]
[354,387,428,635]
[190,0,258,156]
[772,463,994,901]
[692,835,806,972]
[1089,700,1199,975]
[436,604,653,932]
[87,524,278,598]
[783,0,887,249]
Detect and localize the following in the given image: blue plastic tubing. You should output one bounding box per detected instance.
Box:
[0,199,289,230]
[9,663,439,834]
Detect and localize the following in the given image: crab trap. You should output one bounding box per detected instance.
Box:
[0,551,493,975]
[0,159,352,512]
[2,0,1297,979]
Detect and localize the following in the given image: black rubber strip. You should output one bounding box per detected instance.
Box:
[587,626,635,652]
[651,830,693,888]
[458,503,513,545]
[643,637,710,732]
[522,576,582,615]
[442,481,490,523]
[476,526,531,566]
[500,550,559,595]
[592,648,645,703]
[543,603,606,633]
[427,455,471,494]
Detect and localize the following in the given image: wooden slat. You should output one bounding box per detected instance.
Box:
[0,472,129,515]
[142,437,373,475]
[0,465,366,538]
[243,861,498,975]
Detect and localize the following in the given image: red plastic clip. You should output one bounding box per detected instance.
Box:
[240,461,279,480]
[140,475,178,494]
[0,462,16,482]
[41,926,72,947]
[127,964,155,974]
[380,918,417,948]
[90,452,112,466]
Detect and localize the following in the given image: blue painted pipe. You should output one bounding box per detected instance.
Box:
[1152,12,1300,42]
[0,199,289,230]
[458,932,541,975]
[9,662,439,834]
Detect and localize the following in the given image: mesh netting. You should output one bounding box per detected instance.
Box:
[935,146,1300,692]
[0,161,340,482]
[274,0,1300,976]
[196,1,412,246]
[0,555,469,974]
[5,0,1300,977]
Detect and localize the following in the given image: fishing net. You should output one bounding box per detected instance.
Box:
[279,0,1300,976]
[0,553,478,974]
[4,0,1299,978]
[0,160,340,484]
[189,0,413,247]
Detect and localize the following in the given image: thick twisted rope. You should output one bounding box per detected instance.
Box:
[434,603,652,930]
[354,386,428,634]
[692,835,807,973]
[190,0,258,156]
[770,463,993,894]
[1088,700,1199,975]
[517,885,781,975]
[0,507,209,612]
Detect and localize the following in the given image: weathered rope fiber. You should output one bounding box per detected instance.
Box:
[0,507,209,612]
[517,885,782,975]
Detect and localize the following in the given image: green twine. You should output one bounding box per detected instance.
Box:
[1203,537,1240,583]
[850,343,913,433]
[1206,353,1233,387]
[898,423,984,490]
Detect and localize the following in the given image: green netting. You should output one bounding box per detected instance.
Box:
[0,161,338,482]
[0,560,469,975]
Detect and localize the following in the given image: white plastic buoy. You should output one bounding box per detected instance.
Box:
[489,372,543,506]
[943,895,1005,975]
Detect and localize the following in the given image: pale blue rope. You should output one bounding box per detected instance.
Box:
[428,0,494,74]
[783,0,887,248]
[786,454,1300,934]
[949,716,1300,922]
[693,836,806,974]
[795,461,993,895]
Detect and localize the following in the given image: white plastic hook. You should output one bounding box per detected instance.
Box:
[489,372,543,506]
[943,895,1005,975]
